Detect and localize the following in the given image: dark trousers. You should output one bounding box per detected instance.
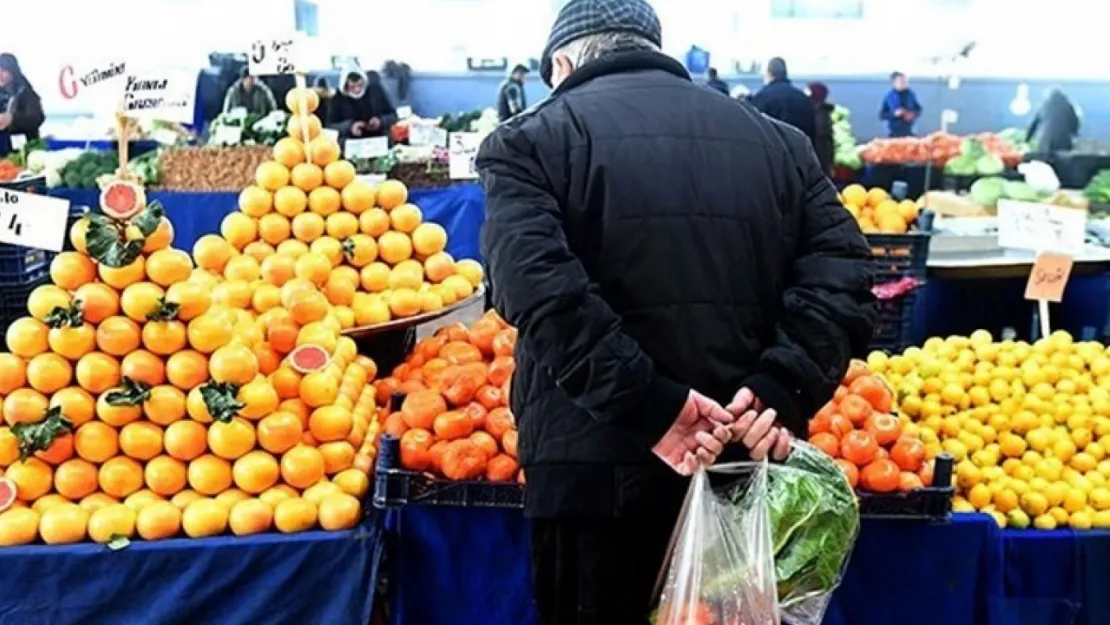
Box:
[530,510,680,625]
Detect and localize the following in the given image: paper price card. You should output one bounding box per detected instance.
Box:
[249,37,301,76]
[120,69,197,125]
[345,137,390,160]
[1024,252,1073,303]
[357,174,387,188]
[448,133,481,180]
[409,121,448,148]
[997,199,1087,256]
[0,190,70,252]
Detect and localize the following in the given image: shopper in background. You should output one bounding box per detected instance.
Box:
[1027,88,1079,153]
[221,68,278,116]
[328,71,397,138]
[879,71,922,137]
[706,67,729,95]
[808,81,835,175]
[0,53,45,152]
[313,76,334,125]
[751,57,816,144]
[477,0,875,621]
[496,64,530,122]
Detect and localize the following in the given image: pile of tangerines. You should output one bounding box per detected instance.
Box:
[377,311,521,483]
[807,360,937,493]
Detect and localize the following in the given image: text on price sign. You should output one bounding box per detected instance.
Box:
[0,190,71,253]
[250,38,299,76]
[997,199,1087,256]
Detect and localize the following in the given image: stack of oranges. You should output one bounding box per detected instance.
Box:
[807,360,936,493]
[376,311,520,483]
[0,184,377,548]
[838,184,919,234]
[213,87,484,333]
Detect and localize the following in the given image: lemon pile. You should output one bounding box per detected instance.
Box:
[871,330,1110,529]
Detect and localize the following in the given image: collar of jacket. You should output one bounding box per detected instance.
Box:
[552,50,690,97]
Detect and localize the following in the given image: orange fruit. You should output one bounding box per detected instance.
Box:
[256,212,292,246]
[185,388,213,424]
[53,458,98,500]
[73,282,120,325]
[307,137,340,167]
[188,313,235,354]
[288,290,329,327]
[324,160,356,190]
[94,316,140,356]
[440,439,487,480]
[292,212,326,242]
[229,498,273,535]
[299,371,339,407]
[238,185,274,217]
[120,350,166,387]
[3,388,48,425]
[280,445,326,489]
[193,234,234,273]
[208,417,256,460]
[309,185,343,217]
[318,441,355,474]
[26,353,73,394]
[98,456,144,498]
[252,341,282,374]
[223,254,261,282]
[389,204,422,233]
[49,322,97,362]
[146,248,193,287]
[144,455,188,496]
[486,453,519,482]
[359,208,391,238]
[310,237,344,266]
[187,454,233,495]
[255,160,291,191]
[28,284,72,321]
[88,504,136,543]
[182,498,229,538]
[288,114,322,141]
[378,231,413,265]
[290,162,324,192]
[164,419,208,461]
[69,217,91,253]
[171,490,204,510]
[165,350,208,390]
[270,367,303,399]
[376,180,408,210]
[211,279,253,309]
[273,137,307,167]
[233,450,280,494]
[358,262,390,292]
[441,275,475,300]
[221,212,259,250]
[423,252,455,283]
[75,352,120,394]
[261,254,297,287]
[318,493,360,530]
[333,469,370,498]
[141,385,185,427]
[388,289,421,318]
[142,320,187,356]
[860,458,900,493]
[410,222,448,256]
[238,378,279,420]
[74,421,119,463]
[0,353,26,395]
[273,497,317,533]
[123,489,165,513]
[294,251,331,286]
[98,256,145,290]
[7,317,49,358]
[95,389,142,427]
[309,405,354,442]
[39,503,89,544]
[326,213,360,242]
[49,387,96,427]
[257,411,304,454]
[208,344,259,386]
[323,272,357,306]
[215,489,250,508]
[165,281,211,321]
[119,422,164,461]
[274,186,309,218]
[891,437,927,473]
[7,457,52,500]
[50,252,97,290]
[136,500,182,540]
[143,219,175,254]
[0,507,40,545]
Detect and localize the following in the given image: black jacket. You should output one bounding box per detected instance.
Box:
[326,83,397,138]
[1028,92,1079,153]
[477,51,874,518]
[0,85,44,140]
[813,102,835,175]
[496,78,527,121]
[752,78,817,145]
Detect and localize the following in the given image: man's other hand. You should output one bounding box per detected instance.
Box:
[350,121,367,137]
[367,117,382,131]
[652,391,734,476]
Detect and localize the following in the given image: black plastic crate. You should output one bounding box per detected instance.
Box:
[0,269,50,334]
[0,246,48,279]
[0,175,46,194]
[866,233,931,352]
[372,435,525,509]
[869,293,917,353]
[857,454,954,521]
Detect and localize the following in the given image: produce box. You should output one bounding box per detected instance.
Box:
[857,454,955,520]
[867,232,931,352]
[373,435,524,509]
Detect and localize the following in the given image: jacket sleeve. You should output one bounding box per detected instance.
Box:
[9,91,44,136]
[908,90,923,114]
[263,85,278,113]
[879,93,895,120]
[743,136,875,437]
[477,125,691,447]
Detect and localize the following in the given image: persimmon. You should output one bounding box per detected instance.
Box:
[440,341,482,365]
[859,459,900,493]
[839,430,878,466]
[491,328,517,358]
[488,356,515,387]
[843,359,869,385]
[439,367,478,406]
[468,431,498,459]
[833,385,849,401]
[865,413,902,446]
[486,454,519,482]
[834,459,859,488]
[467,318,500,356]
[383,412,408,438]
[415,335,447,361]
[899,472,924,492]
[475,385,504,410]
[917,459,936,487]
[433,411,474,440]
[461,402,488,430]
[399,428,433,471]
[421,358,450,386]
[427,440,450,474]
[485,407,514,440]
[375,377,401,405]
[401,391,446,430]
[809,432,840,458]
[441,323,469,343]
[501,430,518,458]
[808,412,832,437]
[827,414,853,438]
[36,432,75,465]
[838,394,873,426]
[890,436,926,472]
[849,376,893,413]
[440,440,486,480]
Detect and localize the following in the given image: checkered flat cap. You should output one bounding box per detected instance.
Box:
[541,0,662,86]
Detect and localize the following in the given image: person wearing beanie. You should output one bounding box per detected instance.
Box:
[496,64,530,121]
[221,67,278,116]
[476,0,875,621]
[0,53,45,151]
[751,56,817,145]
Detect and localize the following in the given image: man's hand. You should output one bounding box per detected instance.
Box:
[0,113,11,130]
[894,107,906,119]
[367,117,382,131]
[350,121,367,137]
[652,391,735,476]
[726,388,792,461]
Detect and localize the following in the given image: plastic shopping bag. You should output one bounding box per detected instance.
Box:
[653,442,860,625]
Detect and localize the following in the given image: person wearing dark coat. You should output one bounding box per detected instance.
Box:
[879,71,922,137]
[706,67,729,95]
[476,1,875,622]
[809,81,835,175]
[751,57,816,144]
[327,71,397,138]
[1027,88,1079,153]
[496,64,529,121]
[0,53,45,153]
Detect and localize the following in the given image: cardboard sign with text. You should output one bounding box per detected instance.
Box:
[56,59,128,114]
[0,190,70,252]
[120,69,197,125]
[249,37,302,76]
[345,137,390,160]
[1024,252,1073,303]
[448,132,481,180]
[997,199,1087,256]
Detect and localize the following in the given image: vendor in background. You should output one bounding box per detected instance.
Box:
[496,64,529,121]
[706,67,729,95]
[751,57,816,145]
[222,68,277,116]
[879,71,921,137]
[328,71,397,138]
[0,53,45,151]
[313,77,333,126]
[1027,88,1079,153]
[808,81,835,175]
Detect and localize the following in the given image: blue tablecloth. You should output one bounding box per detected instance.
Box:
[51,183,487,263]
[0,522,382,625]
[384,508,1110,625]
[45,139,164,158]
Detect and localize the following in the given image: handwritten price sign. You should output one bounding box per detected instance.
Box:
[249,37,300,76]
[997,199,1087,256]
[1025,252,1074,303]
[448,133,481,180]
[0,190,71,252]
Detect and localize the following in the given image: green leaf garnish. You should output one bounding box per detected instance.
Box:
[11,407,73,460]
[105,377,153,406]
[200,381,244,423]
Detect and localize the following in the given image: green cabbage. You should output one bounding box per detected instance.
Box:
[1003,180,1038,202]
[970,176,1007,207]
[976,154,1005,176]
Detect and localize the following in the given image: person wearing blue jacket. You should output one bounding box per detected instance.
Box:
[880,71,922,137]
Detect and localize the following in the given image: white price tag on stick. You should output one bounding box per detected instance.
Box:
[120,69,197,125]
[345,137,390,159]
[248,37,301,76]
[997,199,1087,256]
[0,190,70,252]
[448,132,481,180]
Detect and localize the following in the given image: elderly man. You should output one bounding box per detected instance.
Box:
[477,0,875,622]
